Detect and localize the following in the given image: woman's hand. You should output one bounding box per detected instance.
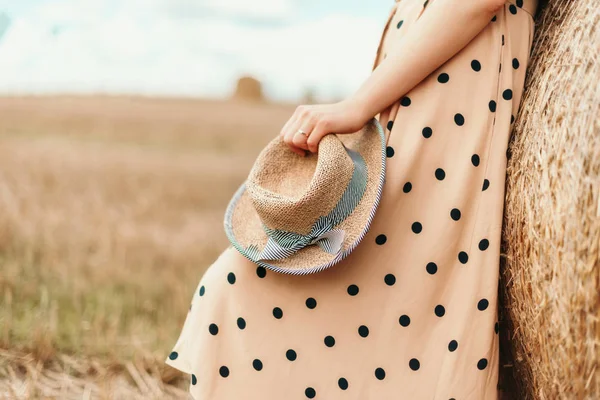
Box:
[279,97,370,156]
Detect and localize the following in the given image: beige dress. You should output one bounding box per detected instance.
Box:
[165,0,539,398]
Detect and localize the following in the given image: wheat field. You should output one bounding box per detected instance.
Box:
[0,95,296,398]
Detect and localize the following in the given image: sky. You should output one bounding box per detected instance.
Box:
[0,0,392,102]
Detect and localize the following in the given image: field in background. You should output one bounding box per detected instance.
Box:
[0,96,296,398]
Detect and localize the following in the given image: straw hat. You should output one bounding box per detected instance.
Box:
[224,117,386,275]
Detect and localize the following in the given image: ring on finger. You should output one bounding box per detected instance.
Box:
[297,128,310,137]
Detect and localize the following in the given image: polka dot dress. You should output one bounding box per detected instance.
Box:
[165,0,538,398]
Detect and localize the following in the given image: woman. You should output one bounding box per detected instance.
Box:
[166,0,540,398]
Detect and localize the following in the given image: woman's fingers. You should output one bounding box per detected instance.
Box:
[279,108,297,138]
[285,105,315,156]
[306,119,332,154]
[290,114,316,152]
[280,107,306,156]
[279,103,354,155]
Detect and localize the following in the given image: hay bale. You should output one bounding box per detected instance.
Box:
[233,75,264,101]
[498,1,599,398]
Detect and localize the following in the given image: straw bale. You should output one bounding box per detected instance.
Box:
[233,75,264,101]
[498,1,599,398]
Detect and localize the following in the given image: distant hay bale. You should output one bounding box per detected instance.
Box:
[233,75,264,101]
[498,1,599,399]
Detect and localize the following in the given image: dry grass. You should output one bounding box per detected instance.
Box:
[0,95,295,398]
[498,0,600,399]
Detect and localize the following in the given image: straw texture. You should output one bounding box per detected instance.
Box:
[247,133,356,235]
[497,0,599,398]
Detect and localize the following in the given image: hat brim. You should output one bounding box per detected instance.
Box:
[223,118,386,275]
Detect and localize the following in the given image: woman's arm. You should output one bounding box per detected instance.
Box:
[281,0,507,155]
[350,0,506,121]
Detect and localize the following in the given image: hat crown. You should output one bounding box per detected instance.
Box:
[246,134,355,236]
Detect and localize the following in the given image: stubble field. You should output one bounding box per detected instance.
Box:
[0,95,296,398]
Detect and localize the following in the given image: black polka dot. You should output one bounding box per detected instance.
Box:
[358,325,369,338]
[477,358,488,370]
[256,266,267,278]
[403,182,412,193]
[347,284,359,296]
[472,154,480,166]
[502,34,505,46]
[253,359,263,371]
[306,297,317,309]
[488,100,496,112]
[458,251,469,264]
[338,377,349,390]
[305,387,316,398]
[375,367,386,380]
[227,272,236,284]
[499,63,502,73]
[448,340,458,352]
[502,89,513,100]
[482,179,490,191]
[168,351,178,360]
[209,323,219,335]
[477,299,489,311]
[386,146,395,158]
[411,221,422,234]
[399,315,411,327]
[491,15,497,22]
[471,60,481,71]
[191,374,197,385]
[400,96,411,106]
[384,274,396,286]
[422,126,433,138]
[397,19,404,29]
[199,286,205,296]
[273,307,283,319]
[450,208,461,221]
[409,358,420,371]
[387,120,394,131]
[495,322,499,334]
[375,234,387,245]
[435,168,445,180]
[512,58,520,69]
[437,73,449,83]
[511,114,515,124]
[426,262,438,275]
[509,4,517,14]
[434,305,445,317]
[454,113,465,126]
[237,317,246,330]
[517,0,524,6]
[324,335,336,347]
[479,238,489,251]
[219,366,229,377]
[286,349,297,361]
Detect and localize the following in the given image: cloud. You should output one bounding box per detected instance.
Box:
[0,0,383,101]
[161,0,296,22]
